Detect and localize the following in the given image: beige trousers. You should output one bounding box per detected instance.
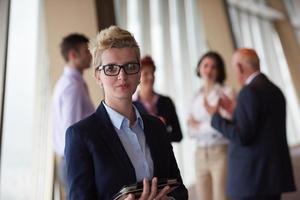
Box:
[195,145,229,200]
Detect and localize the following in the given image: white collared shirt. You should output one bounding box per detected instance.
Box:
[187,84,234,147]
[103,102,154,181]
[245,71,260,85]
[52,66,94,156]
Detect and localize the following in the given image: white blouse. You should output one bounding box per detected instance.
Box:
[187,84,234,147]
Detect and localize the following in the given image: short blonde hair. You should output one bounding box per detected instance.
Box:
[89,26,140,69]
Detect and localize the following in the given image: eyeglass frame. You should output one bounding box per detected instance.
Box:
[95,62,141,76]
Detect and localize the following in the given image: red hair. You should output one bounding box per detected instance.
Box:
[141,55,156,71]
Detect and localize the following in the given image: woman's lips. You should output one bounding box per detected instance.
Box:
[117,83,129,89]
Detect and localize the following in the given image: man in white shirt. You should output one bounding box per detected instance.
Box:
[52,33,95,199]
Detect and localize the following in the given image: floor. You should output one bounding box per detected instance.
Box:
[188,146,300,200]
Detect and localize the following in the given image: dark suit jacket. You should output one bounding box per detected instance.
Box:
[212,73,296,198]
[65,102,188,200]
[133,94,183,142]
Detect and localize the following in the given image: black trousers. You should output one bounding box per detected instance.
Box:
[234,194,281,200]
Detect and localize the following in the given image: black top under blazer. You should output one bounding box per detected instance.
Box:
[212,73,296,198]
[65,102,188,200]
[133,94,183,142]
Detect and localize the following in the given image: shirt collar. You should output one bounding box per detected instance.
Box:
[103,101,144,130]
[64,65,83,81]
[199,83,221,93]
[245,71,260,85]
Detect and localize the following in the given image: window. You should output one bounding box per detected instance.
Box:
[284,0,300,46]
[0,0,52,199]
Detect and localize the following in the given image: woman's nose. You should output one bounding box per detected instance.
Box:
[117,68,127,79]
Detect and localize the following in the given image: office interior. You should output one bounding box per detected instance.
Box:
[0,0,300,199]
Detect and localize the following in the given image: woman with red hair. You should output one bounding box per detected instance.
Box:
[133,56,183,142]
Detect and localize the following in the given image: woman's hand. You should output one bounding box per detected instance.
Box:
[124,177,172,200]
[204,97,219,115]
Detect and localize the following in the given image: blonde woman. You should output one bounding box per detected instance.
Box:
[65,26,188,200]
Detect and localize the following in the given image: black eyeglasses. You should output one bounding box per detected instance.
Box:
[96,63,140,76]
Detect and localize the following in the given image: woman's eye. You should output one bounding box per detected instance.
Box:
[106,65,118,72]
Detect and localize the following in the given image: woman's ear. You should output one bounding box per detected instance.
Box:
[94,71,102,86]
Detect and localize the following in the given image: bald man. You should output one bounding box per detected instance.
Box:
[209,48,296,200]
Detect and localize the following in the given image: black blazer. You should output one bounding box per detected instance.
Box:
[212,73,296,197]
[65,102,188,200]
[133,94,183,142]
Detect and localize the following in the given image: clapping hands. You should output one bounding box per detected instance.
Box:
[204,92,235,116]
[219,92,235,115]
[204,97,219,115]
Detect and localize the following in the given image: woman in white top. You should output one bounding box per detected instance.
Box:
[187,51,235,200]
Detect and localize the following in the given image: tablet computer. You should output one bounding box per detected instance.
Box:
[112,178,180,200]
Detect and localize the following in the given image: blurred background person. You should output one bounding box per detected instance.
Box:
[133,56,183,143]
[52,33,95,199]
[210,48,296,200]
[187,51,235,200]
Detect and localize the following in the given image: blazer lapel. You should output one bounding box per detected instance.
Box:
[95,102,136,181]
[142,116,160,176]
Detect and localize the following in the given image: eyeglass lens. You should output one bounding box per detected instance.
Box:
[102,63,140,76]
